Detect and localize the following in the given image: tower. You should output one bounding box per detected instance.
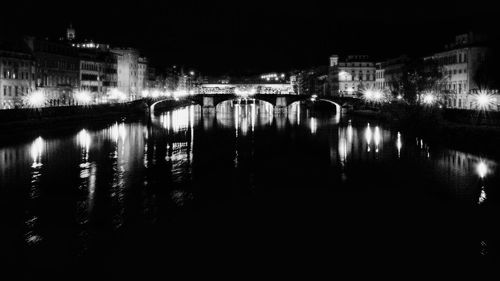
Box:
[67,24,76,41]
[329,55,339,67]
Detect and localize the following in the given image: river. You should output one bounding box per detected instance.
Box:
[1,100,498,278]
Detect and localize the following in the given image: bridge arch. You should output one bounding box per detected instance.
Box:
[287,99,341,114]
[214,97,274,108]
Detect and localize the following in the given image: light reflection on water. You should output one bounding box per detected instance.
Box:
[0,101,498,265]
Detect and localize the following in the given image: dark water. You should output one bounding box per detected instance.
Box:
[1,100,499,278]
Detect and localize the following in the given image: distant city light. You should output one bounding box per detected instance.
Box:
[26,90,46,108]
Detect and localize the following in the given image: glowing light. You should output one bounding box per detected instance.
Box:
[30,137,44,167]
[476,161,489,179]
[363,88,384,103]
[77,129,92,151]
[396,132,402,158]
[310,118,317,134]
[74,90,92,104]
[110,123,127,142]
[374,126,381,153]
[173,90,189,98]
[107,88,127,101]
[365,123,372,151]
[235,88,256,97]
[474,90,494,110]
[25,90,46,108]
[422,93,435,105]
[478,188,487,205]
[338,71,350,81]
[397,95,403,100]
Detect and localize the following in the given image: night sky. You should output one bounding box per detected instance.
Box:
[2,0,497,75]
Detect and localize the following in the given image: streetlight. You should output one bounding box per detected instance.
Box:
[26,90,46,108]
[422,93,435,105]
[474,90,494,110]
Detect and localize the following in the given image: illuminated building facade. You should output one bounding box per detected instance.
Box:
[112,48,139,100]
[425,33,495,110]
[24,36,80,106]
[375,63,385,91]
[138,56,148,94]
[0,39,36,109]
[78,49,118,102]
[330,55,376,96]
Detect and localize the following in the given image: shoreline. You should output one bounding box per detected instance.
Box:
[348,108,500,159]
[0,100,192,145]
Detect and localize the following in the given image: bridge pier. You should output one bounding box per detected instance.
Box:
[274,96,288,115]
[202,97,215,107]
[274,106,288,115]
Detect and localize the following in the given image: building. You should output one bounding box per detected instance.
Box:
[375,55,410,93]
[77,48,118,103]
[138,56,148,94]
[330,55,376,96]
[375,63,385,91]
[296,66,329,96]
[24,36,80,106]
[0,38,36,109]
[112,48,140,100]
[425,32,495,110]
[336,55,377,95]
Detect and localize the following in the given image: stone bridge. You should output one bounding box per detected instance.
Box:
[143,94,358,115]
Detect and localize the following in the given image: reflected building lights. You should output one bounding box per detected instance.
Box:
[77,129,92,159]
[396,132,402,158]
[310,118,317,134]
[476,161,489,179]
[365,123,372,152]
[374,126,381,153]
[30,137,44,167]
[110,122,127,143]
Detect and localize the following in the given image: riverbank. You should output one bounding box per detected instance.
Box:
[349,104,500,158]
[0,99,193,144]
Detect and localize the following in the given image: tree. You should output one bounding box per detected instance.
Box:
[474,49,500,90]
[389,58,445,105]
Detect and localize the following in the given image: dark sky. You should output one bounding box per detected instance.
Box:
[1,0,497,75]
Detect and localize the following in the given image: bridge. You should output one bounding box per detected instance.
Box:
[140,83,359,115]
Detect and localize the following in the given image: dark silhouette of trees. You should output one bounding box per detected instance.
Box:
[389,58,444,105]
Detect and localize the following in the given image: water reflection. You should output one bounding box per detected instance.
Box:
[396,132,402,158]
[0,101,498,268]
[30,136,44,168]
